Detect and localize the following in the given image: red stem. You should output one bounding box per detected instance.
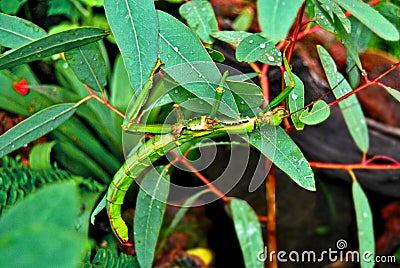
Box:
[83,84,126,118]
[328,62,400,108]
[169,152,230,203]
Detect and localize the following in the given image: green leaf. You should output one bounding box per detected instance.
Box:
[54,117,121,175]
[110,54,135,111]
[331,13,362,71]
[211,30,252,46]
[0,103,77,158]
[317,45,369,153]
[0,27,108,71]
[0,0,27,15]
[104,0,158,93]
[232,8,253,32]
[65,42,107,93]
[206,47,225,62]
[0,182,85,267]
[29,141,56,170]
[51,138,111,183]
[158,10,239,118]
[243,126,315,191]
[236,33,282,66]
[299,100,330,125]
[352,180,374,268]
[285,71,305,130]
[134,166,170,268]
[314,0,351,34]
[230,198,264,268]
[334,0,399,41]
[226,80,263,113]
[257,0,303,42]
[386,87,400,102]
[0,13,46,48]
[179,0,218,44]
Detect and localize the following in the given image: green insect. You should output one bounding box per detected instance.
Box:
[91,57,296,246]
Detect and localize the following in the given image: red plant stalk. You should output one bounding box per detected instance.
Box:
[265,166,277,268]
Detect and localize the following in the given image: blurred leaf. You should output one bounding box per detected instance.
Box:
[285,71,305,130]
[11,64,40,85]
[0,103,77,158]
[48,0,78,18]
[51,137,110,183]
[0,0,27,15]
[386,87,400,102]
[232,8,253,32]
[110,54,134,112]
[179,0,218,44]
[0,13,46,48]
[317,45,369,153]
[81,0,104,7]
[243,126,315,191]
[236,33,282,66]
[104,0,158,93]
[29,141,56,170]
[0,27,108,70]
[135,166,170,268]
[158,10,239,118]
[0,182,85,267]
[257,0,303,42]
[230,198,264,268]
[352,179,375,268]
[334,0,399,41]
[211,30,251,46]
[299,100,330,125]
[65,42,107,93]
[206,47,225,62]
[55,117,121,175]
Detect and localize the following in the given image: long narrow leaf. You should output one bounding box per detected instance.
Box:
[243,126,315,191]
[158,10,239,118]
[317,45,369,153]
[65,42,107,93]
[285,71,305,130]
[230,198,264,268]
[179,0,218,44]
[257,0,303,43]
[0,13,46,48]
[0,103,77,158]
[134,166,170,268]
[334,0,399,41]
[352,179,374,268]
[104,0,158,93]
[0,27,108,70]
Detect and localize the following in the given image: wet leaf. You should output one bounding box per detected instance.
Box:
[0,103,77,158]
[236,33,281,66]
[285,71,305,130]
[352,179,374,268]
[230,198,264,268]
[257,0,303,42]
[211,30,251,46]
[135,166,170,268]
[0,27,108,70]
[0,13,46,48]
[299,100,330,125]
[317,45,369,153]
[179,0,218,44]
[104,0,158,92]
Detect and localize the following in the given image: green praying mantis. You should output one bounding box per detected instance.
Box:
[90,54,319,246]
